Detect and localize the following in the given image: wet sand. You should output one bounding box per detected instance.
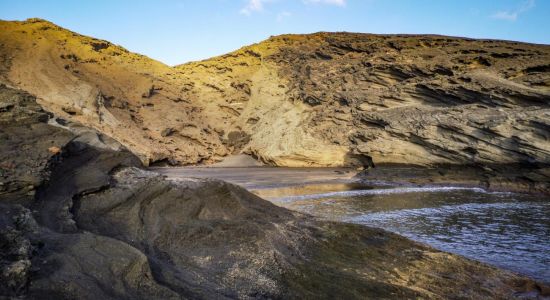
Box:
[152,166,358,190]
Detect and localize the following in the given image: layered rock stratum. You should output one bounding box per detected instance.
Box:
[1,19,549,169]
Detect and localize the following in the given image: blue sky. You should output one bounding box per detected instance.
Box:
[0,0,548,65]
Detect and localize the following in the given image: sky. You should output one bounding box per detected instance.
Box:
[0,0,548,65]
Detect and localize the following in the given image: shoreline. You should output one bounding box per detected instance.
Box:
[151,161,550,195]
[152,164,550,287]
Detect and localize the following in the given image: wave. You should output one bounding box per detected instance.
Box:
[347,201,549,223]
[271,186,489,202]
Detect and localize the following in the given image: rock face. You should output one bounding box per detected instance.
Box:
[175,33,550,169]
[356,164,550,194]
[1,84,547,299]
[1,19,549,173]
[0,83,74,204]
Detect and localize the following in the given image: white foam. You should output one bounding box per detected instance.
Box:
[272,186,488,202]
[348,201,547,224]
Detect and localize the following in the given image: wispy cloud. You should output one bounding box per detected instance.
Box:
[240,0,346,16]
[303,0,346,6]
[491,0,535,21]
[276,11,292,22]
[240,0,266,15]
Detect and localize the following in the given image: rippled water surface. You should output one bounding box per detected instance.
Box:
[156,167,550,283]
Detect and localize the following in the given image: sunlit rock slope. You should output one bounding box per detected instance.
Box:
[1,19,549,172]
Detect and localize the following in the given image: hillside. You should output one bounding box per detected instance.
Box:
[0,18,227,164]
[1,19,549,172]
[176,32,550,168]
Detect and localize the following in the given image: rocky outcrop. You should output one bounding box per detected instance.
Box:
[0,83,74,204]
[1,19,549,173]
[0,19,228,166]
[1,82,547,299]
[357,163,550,194]
[176,33,550,170]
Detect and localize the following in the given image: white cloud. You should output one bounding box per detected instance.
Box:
[491,11,518,21]
[240,0,345,16]
[491,0,535,21]
[240,0,265,15]
[276,11,292,22]
[303,0,346,6]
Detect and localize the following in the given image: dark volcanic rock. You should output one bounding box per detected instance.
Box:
[358,163,550,194]
[0,84,73,204]
[35,130,141,233]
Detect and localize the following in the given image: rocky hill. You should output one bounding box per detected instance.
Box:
[0,18,228,165]
[1,19,549,187]
[177,32,550,168]
[1,18,550,298]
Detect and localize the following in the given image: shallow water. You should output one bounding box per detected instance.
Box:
[155,167,550,283]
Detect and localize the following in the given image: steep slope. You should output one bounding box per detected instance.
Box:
[0,18,227,165]
[176,33,550,168]
[1,19,549,174]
